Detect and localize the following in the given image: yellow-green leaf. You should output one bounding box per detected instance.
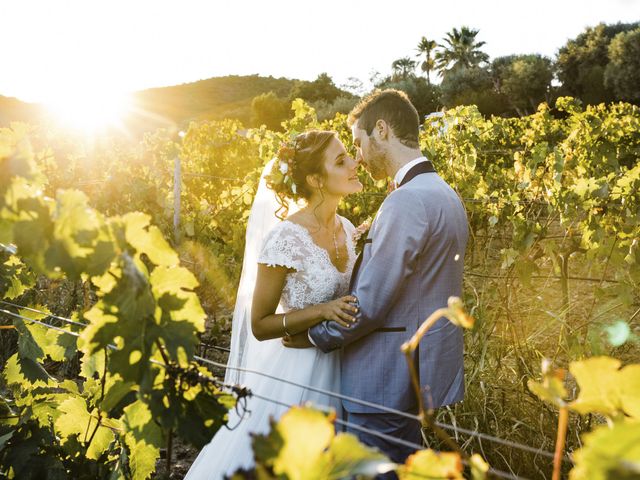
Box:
[273,407,334,479]
[398,449,463,480]
[122,400,161,480]
[569,357,623,417]
[123,212,178,267]
[619,365,640,419]
[570,421,640,480]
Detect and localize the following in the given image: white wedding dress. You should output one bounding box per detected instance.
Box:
[185,217,356,479]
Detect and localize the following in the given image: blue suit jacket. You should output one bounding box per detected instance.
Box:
[309,165,468,413]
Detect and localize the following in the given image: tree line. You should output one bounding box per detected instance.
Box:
[252,21,640,128]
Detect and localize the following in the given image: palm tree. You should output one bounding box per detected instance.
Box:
[391,57,417,80]
[435,26,490,78]
[416,37,438,84]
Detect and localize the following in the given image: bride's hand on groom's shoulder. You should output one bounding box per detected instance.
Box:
[315,295,359,328]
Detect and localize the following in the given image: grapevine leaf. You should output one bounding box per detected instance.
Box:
[80,349,106,379]
[86,421,116,461]
[53,395,116,460]
[619,365,640,419]
[272,406,334,478]
[171,386,233,449]
[250,406,391,479]
[569,357,625,417]
[122,400,161,480]
[528,377,568,408]
[100,376,136,414]
[251,417,283,467]
[123,212,178,267]
[528,361,567,408]
[31,392,68,428]
[567,358,639,419]
[570,421,640,480]
[398,449,464,480]
[54,396,92,442]
[470,453,490,479]
[19,307,76,362]
[0,430,13,449]
[319,433,392,478]
[4,351,51,385]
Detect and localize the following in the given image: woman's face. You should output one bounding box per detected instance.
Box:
[318,137,362,197]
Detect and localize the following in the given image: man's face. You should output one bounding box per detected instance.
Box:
[352,120,387,180]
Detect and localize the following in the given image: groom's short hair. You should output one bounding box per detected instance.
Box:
[348,89,420,148]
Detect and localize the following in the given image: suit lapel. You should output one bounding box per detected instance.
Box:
[349,239,371,291]
[348,161,436,292]
[399,160,435,187]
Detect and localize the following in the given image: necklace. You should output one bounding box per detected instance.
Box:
[303,210,341,264]
[332,220,340,264]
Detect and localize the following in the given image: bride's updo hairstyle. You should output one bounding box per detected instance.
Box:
[266,130,336,218]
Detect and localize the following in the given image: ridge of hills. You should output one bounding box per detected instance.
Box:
[0,74,338,133]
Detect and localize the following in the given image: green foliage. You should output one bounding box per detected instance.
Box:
[251,91,290,131]
[556,22,640,105]
[391,57,417,80]
[435,26,490,77]
[311,95,359,122]
[0,124,236,479]
[289,73,346,104]
[131,74,300,129]
[605,28,640,103]
[238,406,488,480]
[415,36,438,84]
[569,357,640,419]
[1,94,639,478]
[530,357,640,478]
[440,67,508,116]
[491,54,554,116]
[398,450,463,479]
[570,421,640,480]
[246,407,391,479]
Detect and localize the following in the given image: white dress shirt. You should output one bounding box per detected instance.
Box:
[393,156,428,187]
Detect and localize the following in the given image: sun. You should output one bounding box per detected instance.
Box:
[44,89,132,134]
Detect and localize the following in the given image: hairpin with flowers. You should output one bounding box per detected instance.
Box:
[265,134,303,218]
[267,135,301,196]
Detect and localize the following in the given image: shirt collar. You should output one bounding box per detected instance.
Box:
[393,156,428,186]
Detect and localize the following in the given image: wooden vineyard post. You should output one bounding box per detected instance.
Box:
[173,154,181,245]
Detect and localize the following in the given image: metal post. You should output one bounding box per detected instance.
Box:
[173,155,181,245]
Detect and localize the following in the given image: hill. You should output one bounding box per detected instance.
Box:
[0,74,348,135]
[0,95,43,126]
[129,74,299,130]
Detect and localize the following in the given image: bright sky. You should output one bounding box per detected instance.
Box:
[2,0,639,103]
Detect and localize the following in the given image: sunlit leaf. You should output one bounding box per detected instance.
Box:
[570,421,640,480]
[570,357,622,416]
[122,400,161,480]
[398,449,463,480]
[123,212,178,267]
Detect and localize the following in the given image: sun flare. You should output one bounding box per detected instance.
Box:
[44,89,131,134]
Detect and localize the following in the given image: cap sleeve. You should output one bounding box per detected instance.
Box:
[257,222,305,271]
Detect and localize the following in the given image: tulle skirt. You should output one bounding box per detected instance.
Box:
[184,336,340,479]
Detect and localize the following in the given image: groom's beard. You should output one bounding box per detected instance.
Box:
[364,137,388,181]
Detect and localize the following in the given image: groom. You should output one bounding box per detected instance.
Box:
[295,90,468,466]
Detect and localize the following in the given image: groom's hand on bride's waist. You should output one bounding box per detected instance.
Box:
[282,331,314,348]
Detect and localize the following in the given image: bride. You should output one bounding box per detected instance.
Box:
[185,130,363,479]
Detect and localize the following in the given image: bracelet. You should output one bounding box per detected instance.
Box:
[282,314,293,337]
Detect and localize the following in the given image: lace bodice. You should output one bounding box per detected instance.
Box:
[257,217,356,311]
